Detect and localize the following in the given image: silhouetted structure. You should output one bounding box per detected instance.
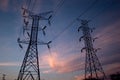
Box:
[17,8,52,80]
[110,72,120,80]
[83,77,100,80]
[2,74,6,80]
[78,20,106,80]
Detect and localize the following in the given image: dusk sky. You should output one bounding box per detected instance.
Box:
[0,0,120,80]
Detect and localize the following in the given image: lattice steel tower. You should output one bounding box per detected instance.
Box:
[17,8,52,80]
[78,20,106,80]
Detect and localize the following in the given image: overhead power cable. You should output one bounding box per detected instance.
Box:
[42,0,65,27]
[27,0,32,10]
[22,0,33,11]
[52,20,76,41]
[43,0,65,61]
[52,0,65,17]
[77,0,98,19]
[51,0,98,41]
[89,0,117,38]
[31,0,37,11]
[91,0,115,20]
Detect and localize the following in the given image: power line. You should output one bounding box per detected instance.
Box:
[52,19,76,41]
[78,20,106,80]
[41,0,65,29]
[91,0,115,20]
[50,0,116,42]
[31,0,37,11]
[38,0,65,27]
[27,0,32,10]
[77,0,98,19]
[89,0,117,38]
[22,0,29,9]
[53,0,65,17]
[22,0,33,11]
[51,0,99,41]
[39,0,66,68]
[44,0,65,25]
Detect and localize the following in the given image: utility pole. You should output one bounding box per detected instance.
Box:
[78,20,106,80]
[17,8,52,80]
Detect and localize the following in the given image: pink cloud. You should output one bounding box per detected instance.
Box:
[94,20,120,62]
[40,51,85,73]
[93,20,120,76]
[74,74,84,80]
[0,0,9,11]
[0,61,50,69]
[104,62,120,75]
[0,62,20,66]
[95,21,120,48]
[100,53,120,65]
[38,20,120,76]
[42,69,54,74]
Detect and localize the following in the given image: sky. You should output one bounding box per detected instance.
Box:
[0,0,120,80]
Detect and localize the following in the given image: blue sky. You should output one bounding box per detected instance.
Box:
[0,0,120,80]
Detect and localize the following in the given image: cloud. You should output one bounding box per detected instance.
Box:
[104,62,120,75]
[101,53,120,65]
[93,20,120,75]
[74,74,84,80]
[1,17,118,79]
[0,62,20,66]
[0,61,49,69]
[95,20,120,48]
[40,51,85,73]
[94,20,120,62]
[39,20,120,73]
[42,69,54,74]
[40,20,120,76]
[0,0,9,11]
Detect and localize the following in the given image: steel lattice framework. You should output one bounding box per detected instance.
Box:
[17,8,52,80]
[78,20,106,80]
[17,15,40,80]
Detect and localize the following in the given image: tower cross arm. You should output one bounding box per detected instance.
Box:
[38,11,53,16]
[18,39,29,44]
[37,41,52,45]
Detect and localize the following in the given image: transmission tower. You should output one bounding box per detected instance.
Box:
[17,8,52,80]
[78,20,106,80]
